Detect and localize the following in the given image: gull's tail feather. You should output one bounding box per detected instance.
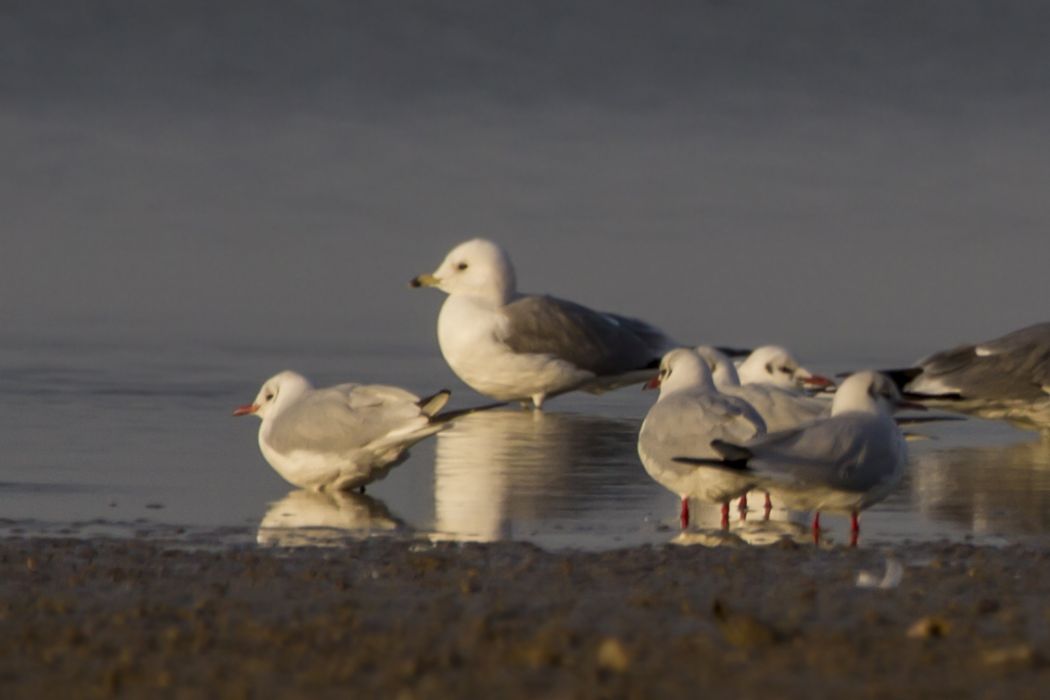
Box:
[432,400,510,424]
[861,368,965,401]
[882,367,923,389]
[673,439,753,472]
[902,390,964,401]
[715,346,752,359]
[417,389,452,417]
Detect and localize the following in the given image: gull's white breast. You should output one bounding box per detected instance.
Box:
[436,295,591,401]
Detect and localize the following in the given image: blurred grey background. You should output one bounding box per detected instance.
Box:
[4,1,1049,364]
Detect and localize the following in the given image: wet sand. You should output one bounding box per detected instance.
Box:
[2,537,1049,698]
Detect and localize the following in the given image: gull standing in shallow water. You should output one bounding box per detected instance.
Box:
[883,322,1050,430]
[234,371,451,491]
[638,349,766,529]
[695,345,830,513]
[410,238,677,408]
[674,371,913,546]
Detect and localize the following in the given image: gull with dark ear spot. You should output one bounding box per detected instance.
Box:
[638,348,766,530]
[673,371,912,546]
[411,238,678,408]
[695,346,828,431]
[881,322,1050,431]
[737,345,834,391]
[695,345,831,513]
[234,370,452,492]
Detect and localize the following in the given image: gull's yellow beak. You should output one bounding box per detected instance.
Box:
[409,273,440,288]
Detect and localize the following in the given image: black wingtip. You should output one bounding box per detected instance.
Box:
[431,400,510,424]
[715,346,753,359]
[902,390,965,402]
[674,439,753,472]
[710,438,753,463]
[672,455,751,472]
[878,367,924,390]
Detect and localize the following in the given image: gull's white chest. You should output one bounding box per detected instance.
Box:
[437,296,505,367]
[435,295,587,401]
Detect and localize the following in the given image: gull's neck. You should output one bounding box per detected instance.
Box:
[711,360,741,390]
[659,358,717,400]
[830,384,880,417]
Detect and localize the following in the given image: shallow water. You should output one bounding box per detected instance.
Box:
[0,335,1046,550]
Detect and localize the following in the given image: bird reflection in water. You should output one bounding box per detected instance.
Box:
[910,436,1050,537]
[431,409,655,544]
[671,501,812,546]
[257,489,407,547]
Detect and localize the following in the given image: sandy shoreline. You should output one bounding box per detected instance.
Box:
[2,537,1049,698]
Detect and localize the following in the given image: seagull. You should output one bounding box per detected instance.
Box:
[638,348,766,529]
[695,345,831,513]
[736,345,834,390]
[674,371,913,546]
[410,238,677,408]
[234,370,451,491]
[695,346,829,431]
[883,322,1050,430]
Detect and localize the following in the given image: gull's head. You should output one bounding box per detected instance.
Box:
[233,370,312,420]
[694,345,741,389]
[410,238,517,303]
[737,345,833,390]
[646,348,715,396]
[831,370,912,416]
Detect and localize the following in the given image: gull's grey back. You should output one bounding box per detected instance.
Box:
[500,294,671,375]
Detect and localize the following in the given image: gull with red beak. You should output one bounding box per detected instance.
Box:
[638,348,766,530]
[410,238,677,408]
[234,371,451,492]
[674,370,916,546]
[736,345,834,391]
[695,346,829,431]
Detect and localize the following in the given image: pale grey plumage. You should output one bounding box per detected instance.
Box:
[894,322,1050,429]
[676,371,909,516]
[236,371,451,491]
[500,295,670,379]
[412,238,677,407]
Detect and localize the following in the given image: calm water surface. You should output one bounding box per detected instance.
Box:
[1,335,1047,550]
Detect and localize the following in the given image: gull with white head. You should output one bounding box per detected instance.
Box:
[234,371,451,491]
[695,345,831,514]
[695,346,829,431]
[674,371,914,546]
[737,345,833,391]
[638,348,766,529]
[411,238,677,408]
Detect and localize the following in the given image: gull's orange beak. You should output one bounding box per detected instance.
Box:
[643,376,661,390]
[232,404,258,417]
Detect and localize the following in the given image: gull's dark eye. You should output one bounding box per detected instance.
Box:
[457,262,469,271]
[265,393,275,401]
